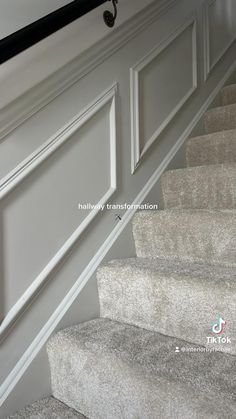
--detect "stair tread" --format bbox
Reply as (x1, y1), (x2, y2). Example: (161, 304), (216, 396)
(161, 163), (236, 209)
(100, 257), (236, 281)
(205, 103), (236, 116)
(5, 397), (86, 419)
(222, 83), (236, 89)
(47, 319), (236, 419)
(163, 162), (236, 175)
(186, 129), (236, 167)
(163, 162), (236, 178)
(188, 128), (236, 143)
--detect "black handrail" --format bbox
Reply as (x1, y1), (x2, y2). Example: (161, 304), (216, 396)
(0, 0), (110, 65)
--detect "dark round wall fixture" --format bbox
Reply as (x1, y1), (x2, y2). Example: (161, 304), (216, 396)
(103, 0), (119, 28)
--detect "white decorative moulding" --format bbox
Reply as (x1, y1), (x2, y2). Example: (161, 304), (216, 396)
(203, 0), (236, 79)
(130, 18), (197, 173)
(0, 84), (117, 339)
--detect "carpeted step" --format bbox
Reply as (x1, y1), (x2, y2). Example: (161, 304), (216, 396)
(221, 84), (236, 106)
(186, 129), (236, 167)
(204, 103), (236, 133)
(5, 397), (86, 418)
(132, 209), (236, 266)
(47, 318), (236, 419)
(161, 163), (236, 209)
(97, 258), (236, 354)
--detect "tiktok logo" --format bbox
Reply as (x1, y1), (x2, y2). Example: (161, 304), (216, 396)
(206, 317), (231, 347)
(211, 317), (226, 335)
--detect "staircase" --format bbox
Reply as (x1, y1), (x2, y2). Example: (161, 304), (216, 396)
(6, 83), (236, 418)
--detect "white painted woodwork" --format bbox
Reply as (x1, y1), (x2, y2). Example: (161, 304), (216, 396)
(0, 0), (236, 415)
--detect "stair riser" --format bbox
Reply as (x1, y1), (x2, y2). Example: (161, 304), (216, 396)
(186, 131), (236, 167)
(221, 86), (236, 106)
(204, 105), (236, 134)
(161, 165), (236, 210)
(48, 352), (220, 419)
(49, 357), (232, 419)
(132, 211), (236, 266)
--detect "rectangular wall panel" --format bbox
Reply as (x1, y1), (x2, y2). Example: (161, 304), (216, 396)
(204, 0), (236, 78)
(130, 19), (197, 172)
(0, 85), (117, 335)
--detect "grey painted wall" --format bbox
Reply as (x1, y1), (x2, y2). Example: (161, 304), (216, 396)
(0, 0), (72, 38)
(0, 0), (236, 416)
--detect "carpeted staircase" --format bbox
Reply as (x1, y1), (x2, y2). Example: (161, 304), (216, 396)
(6, 82), (236, 418)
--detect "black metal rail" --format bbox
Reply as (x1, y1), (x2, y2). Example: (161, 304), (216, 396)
(0, 0), (110, 64)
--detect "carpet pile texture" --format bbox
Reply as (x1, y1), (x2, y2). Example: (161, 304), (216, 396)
(7, 82), (236, 419)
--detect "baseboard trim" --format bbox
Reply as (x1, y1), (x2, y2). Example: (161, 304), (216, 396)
(1, 57), (236, 407)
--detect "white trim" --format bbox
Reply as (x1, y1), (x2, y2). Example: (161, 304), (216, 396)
(0, 0), (177, 142)
(203, 0), (236, 80)
(130, 17), (197, 173)
(1, 58), (236, 407)
(0, 84), (117, 338)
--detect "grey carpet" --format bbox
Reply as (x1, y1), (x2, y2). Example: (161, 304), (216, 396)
(204, 103), (236, 133)
(132, 209), (236, 266)
(186, 129), (236, 167)
(5, 397), (86, 419)
(9, 79), (236, 418)
(97, 257), (236, 354)
(221, 84), (236, 106)
(161, 163), (236, 209)
(47, 318), (236, 419)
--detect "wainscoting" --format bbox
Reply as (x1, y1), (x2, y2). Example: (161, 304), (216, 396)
(0, 84), (117, 337)
(0, 0), (236, 415)
(130, 17), (197, 172)
(203, 0), (236, 79)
